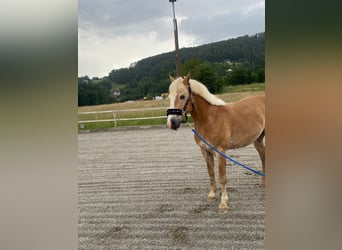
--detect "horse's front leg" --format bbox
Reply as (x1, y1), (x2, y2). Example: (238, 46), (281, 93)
(217, 153), (228, 214)
(200, 148), (217, 201)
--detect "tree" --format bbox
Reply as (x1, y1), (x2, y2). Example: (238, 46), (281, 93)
(180, 59), (222, 93)
(195, 63), (222, 93)
(79, 32), (265, 105)
(180, 58), (201, 77)
(99, 78), (112, 89)
(78, 80), (116, 106)
(226, 67), (247, 85)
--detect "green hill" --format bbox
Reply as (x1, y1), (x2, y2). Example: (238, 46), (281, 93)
(78, 32), (264, 106)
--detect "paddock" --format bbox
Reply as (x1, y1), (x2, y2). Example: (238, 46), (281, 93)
(78, 126), (265, 249)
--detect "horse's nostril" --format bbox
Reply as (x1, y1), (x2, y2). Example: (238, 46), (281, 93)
(170, 118), (180, 130)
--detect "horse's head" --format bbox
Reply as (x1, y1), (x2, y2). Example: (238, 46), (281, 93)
(166, 73), (192, 130)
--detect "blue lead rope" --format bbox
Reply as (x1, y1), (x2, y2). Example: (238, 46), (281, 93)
(191, 128), (265, 177)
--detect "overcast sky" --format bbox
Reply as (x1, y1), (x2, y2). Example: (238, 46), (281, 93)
(78, 0), (264, 78)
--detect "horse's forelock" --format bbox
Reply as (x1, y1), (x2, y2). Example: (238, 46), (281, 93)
(169, 77), (186, 93)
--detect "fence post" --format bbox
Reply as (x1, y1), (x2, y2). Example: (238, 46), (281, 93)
(113, 111), (117, 128)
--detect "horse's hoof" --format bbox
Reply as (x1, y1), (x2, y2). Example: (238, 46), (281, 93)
(207, 196), (216, 202)
(218, 208), (228, 215)
(218, 206), (229, 215)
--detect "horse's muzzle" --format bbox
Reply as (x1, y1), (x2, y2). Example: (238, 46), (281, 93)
(170, 117), (181, 130)
(167, 108), (182, 130)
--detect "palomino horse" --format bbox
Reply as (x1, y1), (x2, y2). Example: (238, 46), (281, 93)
(166, 73), (265, 214)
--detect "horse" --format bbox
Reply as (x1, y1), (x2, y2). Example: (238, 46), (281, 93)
(166, 73), (265, 214)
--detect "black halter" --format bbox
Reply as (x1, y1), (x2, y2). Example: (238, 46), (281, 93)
(166, 84), (193, 122)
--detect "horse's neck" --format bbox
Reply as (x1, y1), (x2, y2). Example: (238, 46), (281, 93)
(190, 95), (215, 126)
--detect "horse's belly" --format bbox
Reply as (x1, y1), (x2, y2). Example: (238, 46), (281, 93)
(227, 134), (259, 149)
(227, 140), (250, 149)
(226, 121), (264, 149)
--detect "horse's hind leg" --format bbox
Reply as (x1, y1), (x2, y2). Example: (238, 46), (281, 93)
(254, 130), (265, 187)
(200, 148), (217, 201)
(217, 153), (228, 214)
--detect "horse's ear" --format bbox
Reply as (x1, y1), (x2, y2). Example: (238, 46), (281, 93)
(169, 75), (175, 82)
(183, 72), (191, 85)
(183, 72), (191, 86)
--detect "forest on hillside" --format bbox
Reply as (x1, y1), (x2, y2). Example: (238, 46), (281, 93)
(78, 32), (264, 106)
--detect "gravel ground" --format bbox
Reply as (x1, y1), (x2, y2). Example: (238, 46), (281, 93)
(78, 126), (265, 249)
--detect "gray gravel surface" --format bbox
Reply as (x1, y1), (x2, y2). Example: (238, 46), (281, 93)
(78, 126), (265, 249)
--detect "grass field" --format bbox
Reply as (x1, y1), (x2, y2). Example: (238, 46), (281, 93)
(78, 83), (265, 131)
(221, 82), (265, 93)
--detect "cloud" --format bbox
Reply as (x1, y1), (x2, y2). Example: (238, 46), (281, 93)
(78, 0), (265, 77)
(177, 0), (264, 45)
(79, 0), (171, 38)
(78, 27), (175, 77)
(78, 0), (178, 77)
(180, 6), (264, 45)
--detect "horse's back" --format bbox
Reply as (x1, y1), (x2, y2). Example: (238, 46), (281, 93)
(223, 95), (265, 148)
(229, 95), (265, 117)
(236, 94), (264, 106)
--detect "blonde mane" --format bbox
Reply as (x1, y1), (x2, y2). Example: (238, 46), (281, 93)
(169, 77), (225, 106)
(189, 79), (225, 106)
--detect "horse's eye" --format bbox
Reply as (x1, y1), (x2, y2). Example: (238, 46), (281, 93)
(180, 95), (185, 100)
